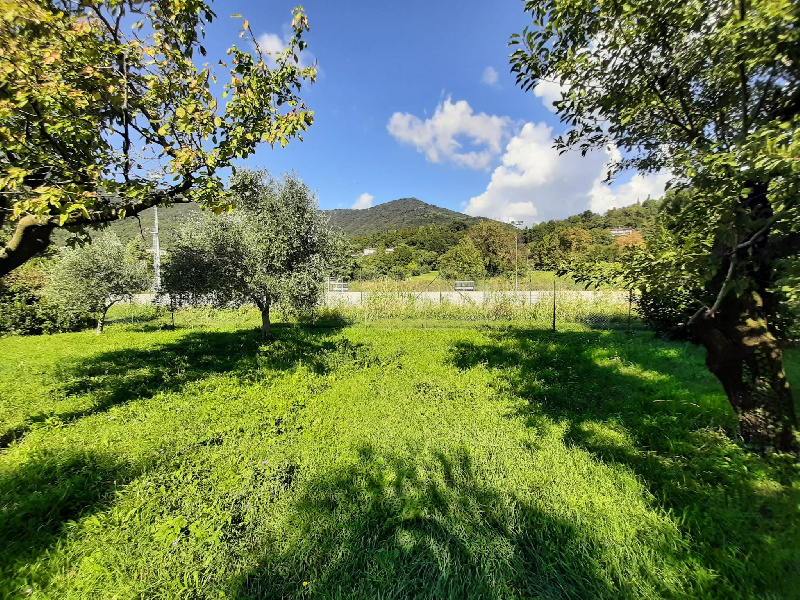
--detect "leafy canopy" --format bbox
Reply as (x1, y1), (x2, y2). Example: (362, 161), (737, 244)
(438, 237), (486, 280)
(162, 170), (340, 320)
(511, 0), (800, 318)
(0, 0), (315, 275)
(43, 232), (150, 328)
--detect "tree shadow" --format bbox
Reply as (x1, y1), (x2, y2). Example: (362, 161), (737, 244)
(447, 329), (800, 598)
(0, 449), (138, 593)
(1, 324), (351, 449)
(229, 444), (666, 599)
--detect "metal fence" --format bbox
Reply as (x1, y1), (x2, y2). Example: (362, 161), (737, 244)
(131, 276), (641, 331)
(319, 276), (639, 331)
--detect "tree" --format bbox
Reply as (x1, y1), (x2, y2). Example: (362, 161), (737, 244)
(613, 230), (645, 251)
(0, 0), (315, 276)
(43, 233), (150, 333)
(511, 0), (799, 448)
(161, 170), (340, 339)
(467, 221), (517, 275)
(438, 237), (487, 280)
(532, 226), (594, 271)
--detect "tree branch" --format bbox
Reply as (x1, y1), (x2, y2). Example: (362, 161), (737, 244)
(0, 175), (195, 277)
(0, 215), (57, 277)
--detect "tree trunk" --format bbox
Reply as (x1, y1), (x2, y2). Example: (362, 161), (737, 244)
(691, 291), (797, 450)
(690, 179), (797, 450)
(96, 308), (108, 335)
(260, 304), (272, 340)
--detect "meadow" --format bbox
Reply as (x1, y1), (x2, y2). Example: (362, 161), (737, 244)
(344, 271), (595, 293)
(0, 307), (798, 599)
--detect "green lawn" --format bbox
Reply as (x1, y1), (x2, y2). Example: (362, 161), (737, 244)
(1, 310), (798, 599)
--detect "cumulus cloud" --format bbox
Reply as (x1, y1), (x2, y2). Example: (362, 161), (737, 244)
(464, 125), (670, 226)
(351, 193), (374, 210)
(256, 29), (314, 69)
(387, 97), (514, 170)
(482, 66), (499, 86)
(533, 79), (570, 113)
(589, 170), (671, 214)
(465, 123), (606, 225)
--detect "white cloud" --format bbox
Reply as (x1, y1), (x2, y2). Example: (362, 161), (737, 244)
(464, 124), (669, 226)
(387, 97), (514, 170)
(533, 79), (569, 113)
(351, 193), (374, 210)
(256, 30), (314, 69)
(589, 170), (671, 214)
(482, 66), (499, 86)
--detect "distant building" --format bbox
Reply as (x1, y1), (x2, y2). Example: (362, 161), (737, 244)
(360, 247), (395, 256)
(610, 227), (635, 237)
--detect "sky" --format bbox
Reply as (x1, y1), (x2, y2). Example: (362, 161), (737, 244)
(201, 0), (670, 226)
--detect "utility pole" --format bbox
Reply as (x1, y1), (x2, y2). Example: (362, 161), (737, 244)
(152, 206), (161, 291)
(510, 220), (523, 293)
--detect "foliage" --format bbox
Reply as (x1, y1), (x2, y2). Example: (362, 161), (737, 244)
(0, 0), (315, 275)
(328, 197), (483, 237)
(0, 259), (92, 335)
(42, 233), (150, 333)
(467, 221), (520, 276)
(531, 226), (593, 271)
(0, 315), (798, 597)
(438, 236), (487, 280)
(522, 200), (660, 245)
(511, 0), (799, 320)
(161, 170), (340, 336)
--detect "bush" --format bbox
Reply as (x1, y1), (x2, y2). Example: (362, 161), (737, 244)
(635, 288), (697, 340)
(0, 264), (93, 336)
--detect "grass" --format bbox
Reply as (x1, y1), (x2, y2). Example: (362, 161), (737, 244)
(0, 307), (798, 599)
(319, 288), (635, 329)
(346, 271), (594, 292)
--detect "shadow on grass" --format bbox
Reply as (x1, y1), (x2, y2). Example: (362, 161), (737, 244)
(232, 445), (632, 600)
(0, 324), (364, 593)
(1, 324), (349, 449)
(0, 449), (137, 593)
(448, 329), (800, 598)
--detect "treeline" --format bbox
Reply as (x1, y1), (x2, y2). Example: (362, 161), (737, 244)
(523, 199), (660, 270)
(349, 220), (521, 281)
(345, 199), (662, 280)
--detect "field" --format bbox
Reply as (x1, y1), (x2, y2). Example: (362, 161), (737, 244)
(1, 308), (798, 599)
(345, 271), (595, 292)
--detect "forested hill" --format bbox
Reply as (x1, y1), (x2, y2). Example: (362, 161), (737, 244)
(324, 197), (484, 236)
(68, 197), (480, 247)
(522, 198), (662, 243)
(55, 202), (201, 249)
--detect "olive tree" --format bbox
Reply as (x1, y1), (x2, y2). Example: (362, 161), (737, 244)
(0, 0), (315, 276)
(511, 0), (799, 449)
(43, 233), (150, 334)
(162, 170), (340, 339)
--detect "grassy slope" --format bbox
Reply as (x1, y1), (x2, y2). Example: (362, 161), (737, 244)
(1, 311), (798, 599)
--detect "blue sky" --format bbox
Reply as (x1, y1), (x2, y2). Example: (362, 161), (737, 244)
(203, 0), (669, 225)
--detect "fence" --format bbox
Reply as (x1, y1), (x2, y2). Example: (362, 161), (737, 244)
(131, 276), (641, 331)
(319, 275), (639, 331)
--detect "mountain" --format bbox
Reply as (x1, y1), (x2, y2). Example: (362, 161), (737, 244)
(58, 197), (483, 248)
(54, 202), (201, 248)
(323, 198), (484, 236)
